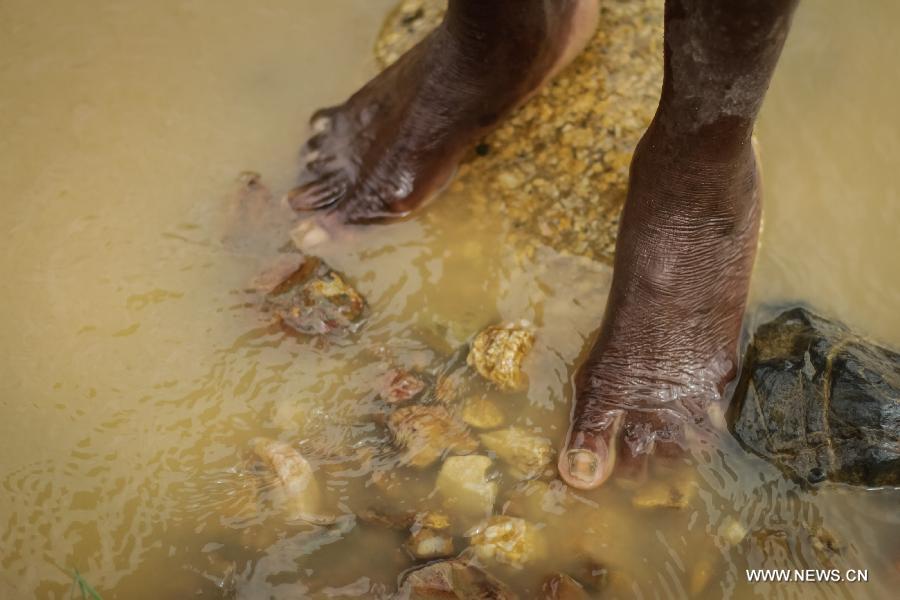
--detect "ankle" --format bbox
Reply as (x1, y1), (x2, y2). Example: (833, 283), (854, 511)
(629, 120), (760, 219)
(441, 1), (561, 74)
(644, 110), (755, 161)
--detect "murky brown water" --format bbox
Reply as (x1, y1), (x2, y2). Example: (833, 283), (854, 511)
(1, 1), (898, 598)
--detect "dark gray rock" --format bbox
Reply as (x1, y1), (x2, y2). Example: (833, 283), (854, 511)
(728, 307), (900, 487)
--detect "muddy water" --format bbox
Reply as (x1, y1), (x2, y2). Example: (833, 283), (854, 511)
(0, 0), (897, 598)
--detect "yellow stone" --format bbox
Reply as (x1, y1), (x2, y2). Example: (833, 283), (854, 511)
(461, 395), (505, 430)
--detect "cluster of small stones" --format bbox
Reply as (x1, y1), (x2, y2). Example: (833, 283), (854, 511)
(375, 0), (664, 264)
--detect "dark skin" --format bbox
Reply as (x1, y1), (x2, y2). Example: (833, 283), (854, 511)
(292, 0), (799, 489)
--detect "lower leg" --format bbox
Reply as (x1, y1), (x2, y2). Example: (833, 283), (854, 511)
(560, 0), (799, 489)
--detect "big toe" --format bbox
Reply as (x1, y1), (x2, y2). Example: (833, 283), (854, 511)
(558, 408), (624, 490)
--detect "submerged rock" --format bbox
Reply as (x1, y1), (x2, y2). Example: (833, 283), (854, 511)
(406, 527), (455, 560)
(467, 322), (535, 391)
(357, 507), (417, 530)
(728, 308), (900, 486)
(406, 511), (456, 560)
(376, 367), (428, 404)
(435, 455), (498, 516)
(504, 480), (573, 519)
(461, 395), (505, 430)
(630, 469), (696, 510)
(251, 437), (322, 521)
(394, 559), (517, 599)
(542, 574), (591, 600)
(388, 406), (479, 468)
(468, 515), (547, 569)
(809, 526), (843, 565)
(719, 516), (748, 547)
(261, 254), (365, 337)
(480, 427), (553, 480)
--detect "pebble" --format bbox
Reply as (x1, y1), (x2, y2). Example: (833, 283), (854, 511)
(468, 515), (547, 569)
(387, 405), (479, 468)
(631, 470), (696, 510)
(406, 528), (455, 560)
(435, 455), (498, 516)
(479, 427), (553, 480)
(251, 437), (322, 521)
(461, 395), (505, 430)
(467, 321), (535, 392)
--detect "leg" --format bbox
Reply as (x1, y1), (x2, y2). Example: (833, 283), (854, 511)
(559, 0), (799, 489)
(289, 0), (598, 223)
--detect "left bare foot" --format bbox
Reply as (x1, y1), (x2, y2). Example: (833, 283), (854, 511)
(287, 0), (599, 225)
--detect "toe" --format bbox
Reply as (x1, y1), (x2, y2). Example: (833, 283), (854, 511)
(285, 173), (349, 212)
(309, 106), (340, 132)
(559, 408), (624, 490)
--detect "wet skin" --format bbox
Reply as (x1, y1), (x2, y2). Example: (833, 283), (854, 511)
(292, 0), (799, 489)
(288, 0), (598, 223)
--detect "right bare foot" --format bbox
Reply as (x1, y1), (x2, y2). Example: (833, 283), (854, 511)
(287, 0), (598, 225)
(556, 0), (799, 490)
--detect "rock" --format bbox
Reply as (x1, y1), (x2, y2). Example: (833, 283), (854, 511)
(251, 437), (322, 521)
(368, 467), (421, 501)
(357, 507), (416, 530)
(394, 559), (517, 599)
(571, 559), (610, 592)
(435, 455), (498, 516)
(542, 574), (590, 600)
(406, 528), (455, 560)
(719, 516), (748, 547)
(203, 553), (238, 596)
(434, 367), (469, 405)
(468, 516), (547, 569)
(630, 469), (696, 510)
(416, 314), (487, 357)
(809, 526), (842, 564)
(388, 406), (479, 468)
(480, 427), (553, 480)
(728, 307), (900, 486)
(357, 507), (451, 532)
(376, 367), (428, 404)
(504, 480), (573, 519)
(416, 511), (452, 531)
(262, 254), (366, 337)
(461, 395), (505, 430)
(467, 322), (535, 391)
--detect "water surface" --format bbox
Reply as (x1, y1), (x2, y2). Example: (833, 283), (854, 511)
(1, 1), (898, 598)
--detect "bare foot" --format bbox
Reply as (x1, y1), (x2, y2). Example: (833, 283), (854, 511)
(559, 124), (762, 489)
(287, 0), (598, 224)
(558, 0), (798, 490)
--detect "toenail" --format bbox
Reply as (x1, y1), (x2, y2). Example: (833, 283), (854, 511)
(312, 117), (330, 133)
(567, 450), (599, 484)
